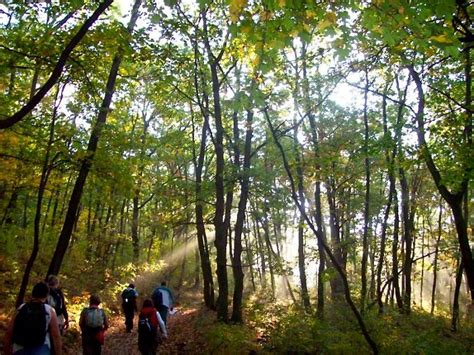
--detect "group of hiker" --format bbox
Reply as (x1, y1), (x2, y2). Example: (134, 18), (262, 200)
(3, 277), (174, 355)
(121, 281), (174, 355)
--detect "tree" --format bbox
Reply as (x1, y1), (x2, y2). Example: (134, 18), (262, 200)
(47, 0), (143, 276)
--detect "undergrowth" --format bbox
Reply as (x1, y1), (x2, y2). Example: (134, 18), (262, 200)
(245, 292), (474, 354)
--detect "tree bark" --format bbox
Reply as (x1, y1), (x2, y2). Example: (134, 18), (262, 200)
(191, 35), (216, 310)
(231, 103), (254, 322)
(326, 171), (345, 296)
(16, 84), (61, 307)
(399, 166), (413, 314)
(451, 259), (463, 332)
(376, 88), (395, 314)
(361, 69), (371, 312)
(202, 10), (228, 321)
(430, 200), (443, 314)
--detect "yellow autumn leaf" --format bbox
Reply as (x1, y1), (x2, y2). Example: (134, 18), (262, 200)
(229, 0), (247, 23)
(241, 25), (252, 34)
(317, 19), (332, 31)
(278, 0), (286, 7)
(230, 12), (239, 22)
(430, 34), (453, 44)
(305, 10), (316, 19)
(326, 11), (337, 24)
(251, 55), (261, 67)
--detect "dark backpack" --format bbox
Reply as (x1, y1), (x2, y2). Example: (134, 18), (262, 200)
(138, 314), (156, 342)
(122, 288), (136, 305)
(151, 288), (163, 308)
(12, 302), (48, 347)
(48, 288), (63, 316)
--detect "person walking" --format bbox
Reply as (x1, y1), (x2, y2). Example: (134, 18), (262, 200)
(46, 275), (69, 335)
(79, 294), (108, 355)
(3, 281), (62, 355)
(137, 299), (167, 355)
(151, 281), (174, 325)
(121, 283), (138, 333)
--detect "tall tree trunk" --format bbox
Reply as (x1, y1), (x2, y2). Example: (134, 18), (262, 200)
(326, 172), (345, 296)
(243, 220), (256, 292)
(399, 167), (413, 314)
(251, 204), (266, 287)
(291, 118), (310, 309)
(290, 48), (311, 310)
(392, 192), (403, 310)
(47, 0), (143, 276)
(431, 199), (443, 314)
(224, 105), (241, 265)
(377, 183), (394, 314)
(231, 106), (254, 322)
(262, 205), (276, 297)
(361, 69), (371, 312)
(190, 47), (216, 309)
(202, 10), (228, 320)
(451, 259), (463, 332)
(420, 217), (425, 308)
(377, 90), (395, 314)
(16, 84), (62, 307)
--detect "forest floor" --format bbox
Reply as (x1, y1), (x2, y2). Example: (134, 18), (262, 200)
(74, 307), (209, 354)
(62, 290), (222, 354)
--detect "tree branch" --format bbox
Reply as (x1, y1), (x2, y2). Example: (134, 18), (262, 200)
(0, 0), (113, 130)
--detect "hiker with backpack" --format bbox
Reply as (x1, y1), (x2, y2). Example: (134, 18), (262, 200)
(3, 281), (62, 355)
(121, 283), (138, 333)
(151, 281), (174, 326)
(46, 275), (69, 335)
(138, 299), (167, 355)
(79, 294), (108, 355)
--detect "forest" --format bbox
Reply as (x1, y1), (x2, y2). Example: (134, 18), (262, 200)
(0, 0), (473, 353)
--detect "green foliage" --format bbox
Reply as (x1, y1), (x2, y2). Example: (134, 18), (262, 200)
(206, 322), (258, 354)
(246, 299), (474, 354)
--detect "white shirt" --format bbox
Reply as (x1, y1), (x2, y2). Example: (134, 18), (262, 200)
(156, 311), (168, 337)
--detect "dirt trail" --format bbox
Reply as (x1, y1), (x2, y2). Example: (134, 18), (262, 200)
(67, 307), (208, 354)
